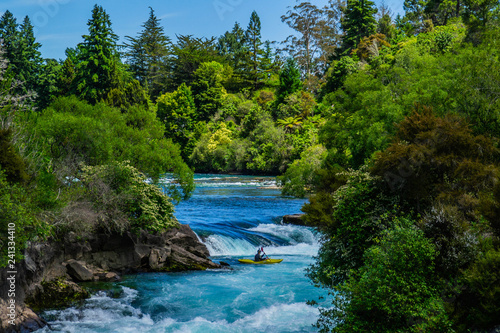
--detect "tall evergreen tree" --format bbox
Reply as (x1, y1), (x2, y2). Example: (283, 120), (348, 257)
(245, 11), (265, 89)
(217, 22), (247, 85)
(17, 16), (42, 93)
(341, 0), (378, 55)
(0, 12), (42, 96)
(74, 5), (119, 104)
(0, 11), (19, 67)
(125, 7), (171, 100)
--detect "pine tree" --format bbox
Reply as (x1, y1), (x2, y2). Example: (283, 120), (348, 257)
(0, 11), (18, 66)
(245, 11), (265, 89)
(217, 22), (247, 82)
(0, 12), (42, 96)
(341, 0), (378, 55)
(74, 5), (119, 104)
(17, 16), (42, 93)
(125, 7), (171, 100)
(276, 58), (302, 107)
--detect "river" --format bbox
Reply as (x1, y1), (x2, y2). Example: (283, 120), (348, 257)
(35, 174), (328, 333)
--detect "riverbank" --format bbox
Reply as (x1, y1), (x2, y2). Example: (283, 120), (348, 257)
(0, 224), (219, 333)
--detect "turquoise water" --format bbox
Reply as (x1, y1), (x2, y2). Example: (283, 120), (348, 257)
(36, 175), (328, 332)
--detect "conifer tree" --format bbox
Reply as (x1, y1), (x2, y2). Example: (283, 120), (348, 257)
(217, 22), (247, 87)
(74, 5), (119, 104)
(341, 0), (378, 55)
(275, 58), (302, 107)
(245, 11), (265, 89)
(18, 16), (42, 93)
(0, 12), (42, 96)
(125, 7), (171, 100)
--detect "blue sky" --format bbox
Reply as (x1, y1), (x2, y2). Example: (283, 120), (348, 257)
(1, 0), (404, 60)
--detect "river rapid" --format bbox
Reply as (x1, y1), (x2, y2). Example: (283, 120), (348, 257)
(35, 174), (329, 333)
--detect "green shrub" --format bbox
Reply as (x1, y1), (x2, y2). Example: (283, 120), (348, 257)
(80, 161), (178, 234)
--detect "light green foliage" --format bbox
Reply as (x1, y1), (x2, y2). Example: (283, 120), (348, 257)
(0, 169), (48, 268)
(321, 56), (357, 96)
(278, 144), (327, 197)
(189, 122), (236, 173)
(35, 96), (194, 201)
(323, 224), (452, 333)
(80, 161), (178, 234)
(156, 83), (197, 159)
(246, 117), (293, 173)
(275, 90), (317, 120)
(191, 61), (230, 121)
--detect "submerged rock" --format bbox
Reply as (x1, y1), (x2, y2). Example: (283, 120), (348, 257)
(282, 214), (306, 226)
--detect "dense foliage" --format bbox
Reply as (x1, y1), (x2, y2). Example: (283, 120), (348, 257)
(1, 0), (500, 330)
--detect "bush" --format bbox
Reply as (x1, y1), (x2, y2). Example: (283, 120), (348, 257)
(79, 161), (178, 234)
(0, 169), (48, 267)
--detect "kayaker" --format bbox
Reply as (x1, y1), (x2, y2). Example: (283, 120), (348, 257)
(254, 249), (265, 261)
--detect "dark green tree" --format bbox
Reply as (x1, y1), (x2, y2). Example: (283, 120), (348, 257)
(125, 7), (171, 100)
(341, 0), (378, 55)
(244, 11), (265, 89)
(171, 35), (222, 88)
(217, 22), (248, 90)
(74, 5), (120, 104)
(17, 16), (42, 92)
(0, 12), (42, 96)
(37, 59), (61, 109)
(275, 58), (302, 107)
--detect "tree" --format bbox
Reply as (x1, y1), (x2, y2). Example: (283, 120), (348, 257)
(125, 7), (171, 100)
(74, 5), (120, 104)
(244, 11), (265, 89)
(217, 22), (248, 89)
(156, 83), (197, 159)
(171, 35), (222, 88)
(281, 0), (342, 77)
(37, 58), (61, 109)
(341, 0), (378, 55)
(0, 12), (42, 96)
(275, 58), (302, 107)
(191, 61), (230, 121)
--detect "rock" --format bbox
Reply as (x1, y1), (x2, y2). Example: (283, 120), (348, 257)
(0, 223), (219, 331)
(219, 261), (230, 267)
(282, 214), (306, 226)
(65, 260), (93, 282)
(25, 278), (89, 311)
(0, 299), (46, 333)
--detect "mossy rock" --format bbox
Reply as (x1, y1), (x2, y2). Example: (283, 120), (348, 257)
(26, 278), (90, 311)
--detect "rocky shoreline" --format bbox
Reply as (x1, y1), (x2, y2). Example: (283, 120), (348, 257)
(0, 224), (219, 333)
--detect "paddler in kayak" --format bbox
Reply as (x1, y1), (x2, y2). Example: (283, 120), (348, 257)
(254, 248), (267, 261)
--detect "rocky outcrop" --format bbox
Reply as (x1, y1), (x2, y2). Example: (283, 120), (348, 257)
(0, 224), (219, 333)
(282, 214), (306, 226)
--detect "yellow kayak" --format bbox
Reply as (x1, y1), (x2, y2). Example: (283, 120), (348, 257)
(238, 259), (283, 264)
